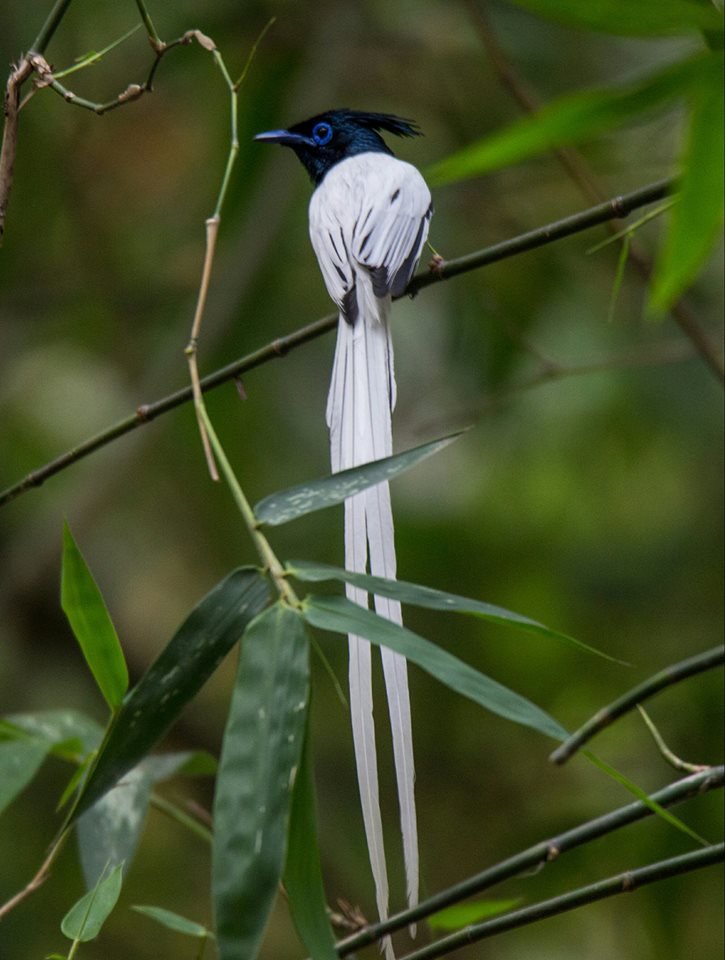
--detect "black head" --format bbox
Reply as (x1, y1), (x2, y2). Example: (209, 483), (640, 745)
(254, 108), (422, 185)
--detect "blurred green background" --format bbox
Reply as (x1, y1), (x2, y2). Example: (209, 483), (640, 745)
(0, 1), (722, 958)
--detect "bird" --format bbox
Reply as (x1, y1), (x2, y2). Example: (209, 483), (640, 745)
(254, 109), (433, 950)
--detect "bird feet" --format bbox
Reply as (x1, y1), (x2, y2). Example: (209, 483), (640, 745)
(428, 252), (445, 274)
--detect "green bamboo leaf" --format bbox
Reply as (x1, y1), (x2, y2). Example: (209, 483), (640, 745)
(284, 709), (337, 960)
(507, 0), (721, 36)
(61, 862), (124, 942)
(69, 568), (270, 822)
(288, 561), (619, 662)
(61, 522), (129, 710)
(428, 54), (711, 185)
(254, 432), (463, 526)
(213, 604), (310, 960)
(303, 596), (568, 741)
(0, 739), (50, 814)
(131, 905), (212, 939)
(4, 710), (103, 756)
(429, 898), (522, 931)
(53, 23), (143, 79)
(176, 750), (217, 776)
(583, 751), (710, 847)
(58, 753), (95, 811)
(77, 752), (202, 888)
(651, 55), (725, 308)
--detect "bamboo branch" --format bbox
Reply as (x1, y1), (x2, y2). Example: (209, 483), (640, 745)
(335, 766), (723, 955)
(550, 646), (725, 765)
(398, 843), (724, 959)
(408, 179), (672, 294)
(29, 0), (76, 55)
(0, 179), (681, 509)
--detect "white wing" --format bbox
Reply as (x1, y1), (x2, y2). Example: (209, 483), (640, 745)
(310, 153), (432, 321)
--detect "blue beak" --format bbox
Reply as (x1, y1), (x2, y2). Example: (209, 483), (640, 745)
(253, 129), (314, 147)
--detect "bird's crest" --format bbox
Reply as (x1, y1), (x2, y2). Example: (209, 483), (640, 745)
(315, 109), (422, 139)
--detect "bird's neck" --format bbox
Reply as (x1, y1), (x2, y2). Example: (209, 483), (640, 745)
(301, 135), (394, 186)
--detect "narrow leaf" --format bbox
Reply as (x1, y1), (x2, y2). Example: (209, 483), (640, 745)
(303, 596), (568, 741)
(213, 604), (310, 960)
(606, 233), (631, 324)
(0, 739), (50, 814)
(176, 750), (218, 776)
(4, 710), (104, 755)
(54, 23), (143, 79)
(429, 898), (522, 931)
(131, 905), (212, 939)
(61, 522), (128, 710)
(69, 568), (270, 822)
(288, 561), (619, 662)
(61, 862), (124, 942)
(254, 432), (463, 526)
(77, 752), (199, 889)
(508, 0), (721, 36)
(651, 55), (725, 308)
(284, 709), (338, 960)
(428, 54), (711, 185)
(584, 751), (710, 847)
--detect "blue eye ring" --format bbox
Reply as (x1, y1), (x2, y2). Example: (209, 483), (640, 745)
(312, 122), (333, 146)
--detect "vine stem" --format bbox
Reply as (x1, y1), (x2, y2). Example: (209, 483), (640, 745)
(195, 404), (299, 607)
(0, 828), (69, 920)
(186, 215), (222, 481)
(150, 792), (213, 845)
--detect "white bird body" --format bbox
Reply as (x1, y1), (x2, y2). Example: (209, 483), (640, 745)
(255, 112), (432, 953)
(310, 152), (432, 946)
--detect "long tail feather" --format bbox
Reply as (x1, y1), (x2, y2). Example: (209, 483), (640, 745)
(327, 294), (418, 952)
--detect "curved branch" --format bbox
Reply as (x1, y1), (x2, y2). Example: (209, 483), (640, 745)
(0, 179), (677, 509)
(551, 646), (725, 765)
(398, 843), (724, 960)
(335, 766), (723, 955)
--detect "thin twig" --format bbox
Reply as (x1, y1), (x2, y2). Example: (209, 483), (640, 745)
(335, 766), (723, 955)
(150, 792), (213, 845)
(550, 646), (725, 765)
(466, 0), (724, 384)
(0, 828), (69, 920)
(182, 35), (238, 479)
(637, 706), (711, 775)
(0, 179), (690, 510)
(186, 216), (222, 480)
(196, 404), (299, 607)
(1, 9), (204, 236)
(397, 844), (724, 960)
(475, 339), (694, 414)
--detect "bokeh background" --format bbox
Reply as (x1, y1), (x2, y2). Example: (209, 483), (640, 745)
(0, 1), (722, 958)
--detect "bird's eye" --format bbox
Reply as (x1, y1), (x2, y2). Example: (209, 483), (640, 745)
(312, 122), (333, 146)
